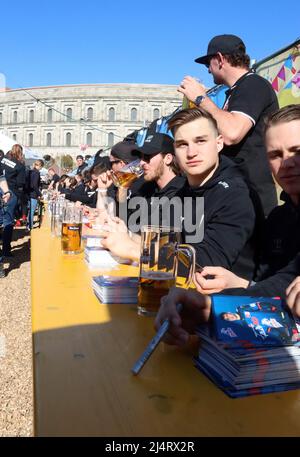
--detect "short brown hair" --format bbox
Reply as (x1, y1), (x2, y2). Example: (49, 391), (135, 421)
(161, 153), (181, 176)
(223, 51), (250, 69)
(168, 107), (219, 136)
(264, 104), (300, 134)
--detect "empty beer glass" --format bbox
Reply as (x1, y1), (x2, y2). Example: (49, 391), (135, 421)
(111, 159), (143, 188)
(138, 226), (196, 316)
(61, 204), (82, 254)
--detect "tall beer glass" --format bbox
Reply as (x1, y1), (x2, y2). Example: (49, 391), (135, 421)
(138, 226), (195, 316)
(111, 159), (143, 188)
(61, 204), (82, 254)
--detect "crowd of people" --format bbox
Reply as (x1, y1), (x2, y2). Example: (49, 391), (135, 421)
(1, 34), (299, 338)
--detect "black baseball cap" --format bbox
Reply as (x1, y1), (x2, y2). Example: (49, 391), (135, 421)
(195, 34), (246, 65)
(110, 141), (141, 163)
(136, 133), (174, 156)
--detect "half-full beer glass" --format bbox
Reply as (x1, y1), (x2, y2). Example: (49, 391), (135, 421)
(61, 204), (82, 254)
(111, 159), (143, 188)
(138, 226), (196, 316)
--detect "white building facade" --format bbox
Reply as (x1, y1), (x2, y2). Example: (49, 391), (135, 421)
(0, 84), (182, 158)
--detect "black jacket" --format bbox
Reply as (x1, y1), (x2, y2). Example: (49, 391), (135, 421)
(28, 169), (41, 199)
(223, 253), (300, 298)
(255, 192), (300, 281)
(1, 155), (26, 197)
(176, 156), (259, 279)
(126, 175), (185, 229)
(64, 185), (97, 207)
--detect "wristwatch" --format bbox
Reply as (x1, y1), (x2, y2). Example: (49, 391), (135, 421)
(194, 95), (206, 106)
(3, 191), (11, 196)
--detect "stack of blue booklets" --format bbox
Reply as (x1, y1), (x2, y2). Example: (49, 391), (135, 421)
(195, 295), (300, 398)
(92, 275), (139, 304)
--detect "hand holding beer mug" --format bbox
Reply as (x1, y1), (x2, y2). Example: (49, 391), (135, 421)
(61, 204), (83, 255)
(138, 226), (196, 316)
(111, 159), (143, 188)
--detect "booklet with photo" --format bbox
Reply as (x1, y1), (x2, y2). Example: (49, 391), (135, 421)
(211, 295), (300, 349)
(194, 295), (300, 398)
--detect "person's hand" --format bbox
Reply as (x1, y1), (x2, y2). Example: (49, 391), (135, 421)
(75, 201), (83, 208)
(97, 171), (113, 189)
(104, 216), (128, 233)
(177, 76), (207, 103)
(101, 225), (139, 262)
(154, 287), (212, 346)
(194, 266), (249, 294)
(286, 276), (300, 318)
(2, 192), (11, 204)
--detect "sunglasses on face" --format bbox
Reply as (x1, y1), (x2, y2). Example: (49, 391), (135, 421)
(110, 159), (122, 165)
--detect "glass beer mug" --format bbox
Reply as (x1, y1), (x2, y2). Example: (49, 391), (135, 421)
(111, 159), (143, 188)
(61, 204), (83, 254)
(138, 226), (196, 316)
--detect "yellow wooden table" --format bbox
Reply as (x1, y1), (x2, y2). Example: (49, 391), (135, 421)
(32, 222), (300, 437)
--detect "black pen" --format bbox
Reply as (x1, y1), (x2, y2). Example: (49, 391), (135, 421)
(131, 303), (183, 376)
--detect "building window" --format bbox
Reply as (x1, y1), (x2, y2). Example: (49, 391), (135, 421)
(87, 107), (93, 121)
(29, 109), (34, 123)
(153, 108), (160, 120)
(46, 132), (52, 147)
(47, 109), (53, 123)
(131, 108), (137, 122)
(66, 108), (72, 121)
(0, 112), (2, 125)
(13, 111), (18, 124)
(12, 134), (17, 141)
(108, 132), (114, 147)
(86, 132), (92, 146)
(29, 133), (33, 147)
(66, 132), (72, 146)
(108, 107), (115, 122)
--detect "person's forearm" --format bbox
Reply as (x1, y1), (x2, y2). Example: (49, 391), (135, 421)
(199, 97), (244, 145)
(0, 178), (9, 194)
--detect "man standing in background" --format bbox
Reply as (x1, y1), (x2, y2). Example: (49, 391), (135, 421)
(179, 34), (279, 217)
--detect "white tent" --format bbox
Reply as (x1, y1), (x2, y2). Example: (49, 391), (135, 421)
(0, 131), (43, 160)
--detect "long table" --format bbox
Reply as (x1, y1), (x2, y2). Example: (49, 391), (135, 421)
(32, 221), (300, 437)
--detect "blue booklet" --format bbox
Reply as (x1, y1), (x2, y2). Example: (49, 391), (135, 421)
(195, 295), (300, 398)
(92, 275), (139, 304)
(212, 295), (300, 348)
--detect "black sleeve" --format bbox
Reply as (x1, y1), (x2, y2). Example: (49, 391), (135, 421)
(186, 184), (256, 269)
(228, 74), (274, 124)
(16, 164), (26, 189)
(0, 163), (5, 180)
(222, 254), (300, 298)
(30, 170), (41, 196)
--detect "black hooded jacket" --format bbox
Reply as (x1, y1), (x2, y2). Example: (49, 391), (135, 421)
(255, 192), (300, 281)
(176, 156), (261, 279)
(1, 155), (26, 197)
(223, 253), (300, 298)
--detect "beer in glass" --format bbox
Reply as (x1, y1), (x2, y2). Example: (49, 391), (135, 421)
(111, 159), (143, 188)
(138, 226), (195, 316)
(61, 204), (82, 254)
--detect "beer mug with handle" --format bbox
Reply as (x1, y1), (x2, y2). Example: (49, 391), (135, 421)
(61, 204), (83, 254)
(111, 159), (143, 188)
(138, 226), (196, 316)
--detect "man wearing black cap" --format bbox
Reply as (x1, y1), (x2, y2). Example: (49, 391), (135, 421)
(178, 34), (278, 217)
(134, 133), (184, 220)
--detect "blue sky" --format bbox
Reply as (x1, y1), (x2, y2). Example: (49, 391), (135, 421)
(1, 0), (300, 90)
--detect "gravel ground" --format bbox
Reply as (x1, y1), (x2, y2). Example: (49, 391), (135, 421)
(0, 227), (33, 436)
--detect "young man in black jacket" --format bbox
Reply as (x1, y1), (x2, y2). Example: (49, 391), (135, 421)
(101, 109), (260, 280)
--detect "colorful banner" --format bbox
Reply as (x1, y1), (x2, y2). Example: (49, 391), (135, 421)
(254, 39), (300, 107)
